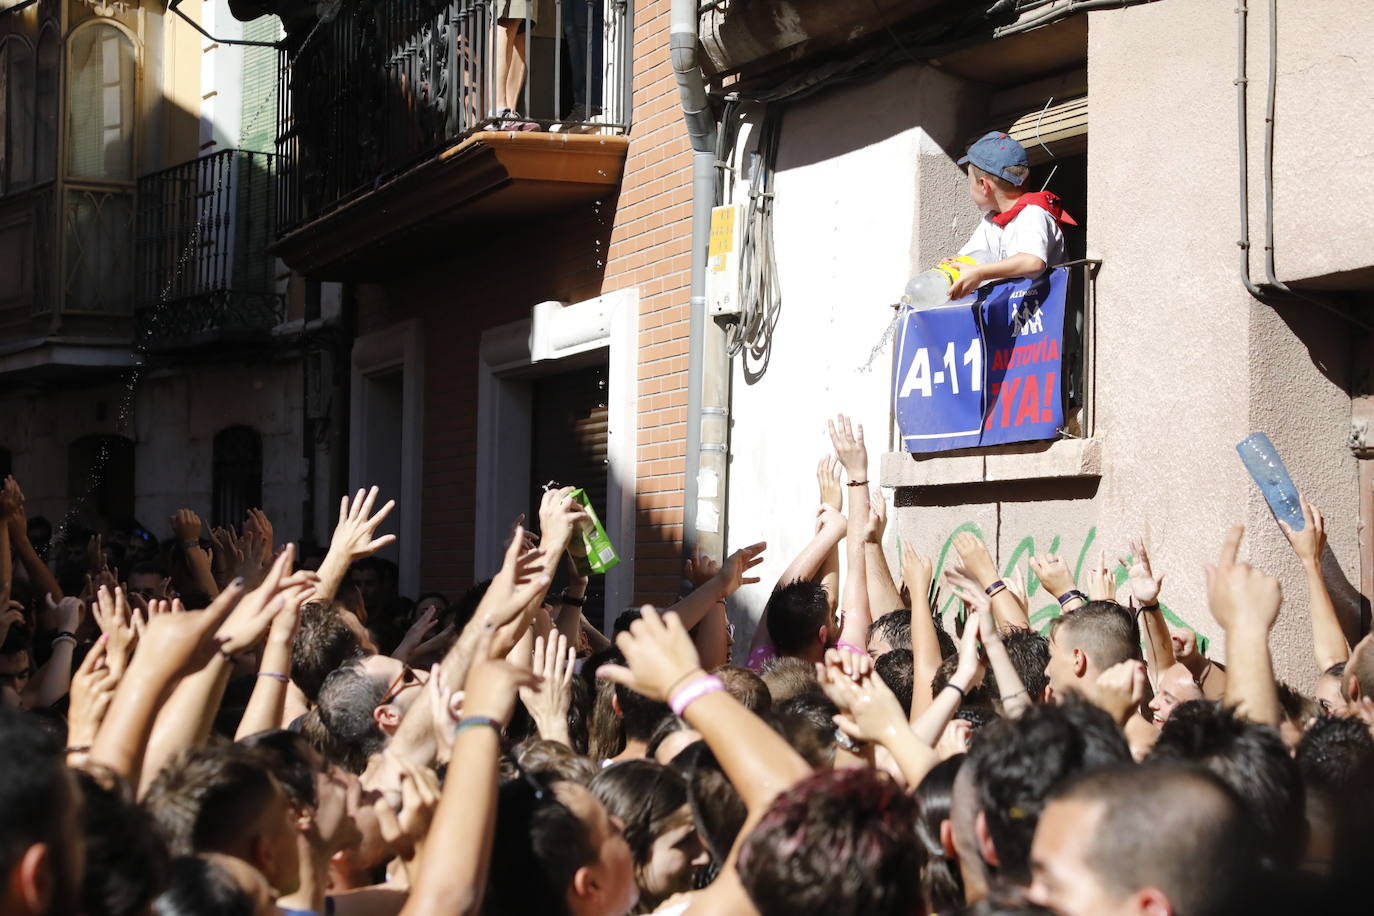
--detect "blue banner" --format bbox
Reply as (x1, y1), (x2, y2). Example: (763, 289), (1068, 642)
(893, 268), (1068, 454)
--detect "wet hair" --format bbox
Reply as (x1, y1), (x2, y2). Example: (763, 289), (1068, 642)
(77, 767), (172, 916)
(509, 739), (599, 786)
(237, 730), (319, 810)
(314, 655), (388, 774)
(999, 626), (1050, 703)
(738, 767), (923, 916)
(0, 708), (77, 893)
(679, 741), (745, 876)
(758, 655), (819, 704)
(591, 759), (688, 867)
(1147, 700), (1305, 868)
(486, 776), (598, 916)
(291, 600), (363, 702)
(876, 649), (915, 717)
(587, 663), (627, 761)
(1048, 600), (1140, 671)
(714, 664), (771, 714)
(1296, 715), (1374, 895)
(933, 654), (998, 709)
(153, 856), (256, 916)
(914, 754), (965, 914)
(966, 697), (1130, 886)
(1050, 763), (1261, 915)
(768, 691), (838, 768)
(764, 580), (832, 655)
(143, 742), (282, 858)
(867, 610), (911, 655)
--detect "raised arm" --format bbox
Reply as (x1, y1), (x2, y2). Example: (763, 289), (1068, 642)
(817, 456), (843, 614)
(912, 621), (982, 742)
(954, 532), (1030, 630)
(1208, 526), (1282, 727)
(170, 509), (220, 599)
(1280, 495), (1349, 671)
(1029, 553), (1085, 614)
(830, 414), (873, 648)
(817, 648), (939, 787)
(902, 543), (941, 716)
(402, 628), (539, 916)
(1121, 538), (1174, 681)
(752, 509), (845, 654)
(25, 595), (83, 709)
(314, 487), (398, 605)
(944, 571), (1032, 718)
(4, 476), (62, 601)
(863, 491), (904, 620)
(235, 586), (306, 740)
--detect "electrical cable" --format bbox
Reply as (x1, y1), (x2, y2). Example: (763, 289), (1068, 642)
(728, 105), (782, 360)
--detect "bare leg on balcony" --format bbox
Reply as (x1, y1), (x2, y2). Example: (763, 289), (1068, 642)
(494, 8), (532, 124)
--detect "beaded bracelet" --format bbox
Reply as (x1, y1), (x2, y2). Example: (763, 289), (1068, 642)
(455, 716), (501, 737)
(670, 675), (726, 717)
(845, 480), (869, 487)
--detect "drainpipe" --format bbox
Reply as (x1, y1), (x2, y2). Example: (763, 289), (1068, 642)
(672, 0), (729, 564)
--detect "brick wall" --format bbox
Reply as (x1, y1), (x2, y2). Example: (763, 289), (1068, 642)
(601, 0), (694, 605)
(355, 0), (694, 605)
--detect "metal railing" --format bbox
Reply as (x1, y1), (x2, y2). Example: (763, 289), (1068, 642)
(276, 0), (633, 234)
(134, 149), (284, 347)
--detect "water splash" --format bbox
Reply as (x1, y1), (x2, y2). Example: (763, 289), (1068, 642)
(857, 307), (903, 374)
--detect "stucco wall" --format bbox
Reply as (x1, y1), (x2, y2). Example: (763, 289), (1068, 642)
(0, 360), (305, 546)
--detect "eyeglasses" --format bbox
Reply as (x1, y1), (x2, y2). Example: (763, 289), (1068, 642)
(379, 663), (428, 707)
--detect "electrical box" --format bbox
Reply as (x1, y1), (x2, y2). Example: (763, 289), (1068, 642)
(706, 204), (743, 317)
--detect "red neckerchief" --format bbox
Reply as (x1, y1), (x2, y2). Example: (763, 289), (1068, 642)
(991, 191), (1078, 228)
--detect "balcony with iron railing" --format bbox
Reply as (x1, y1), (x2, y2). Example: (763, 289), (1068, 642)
(134, 149), (285, 352)
(271, 0), (633, 279)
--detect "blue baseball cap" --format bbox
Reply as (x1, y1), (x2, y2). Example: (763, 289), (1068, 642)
(957, 131), (1029, 186)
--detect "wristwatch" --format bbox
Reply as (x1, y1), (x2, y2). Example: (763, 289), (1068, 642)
(833, 727), (867, 753)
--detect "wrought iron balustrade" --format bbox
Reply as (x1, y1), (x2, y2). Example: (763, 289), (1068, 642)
(134, 149), (284, 348)
(276, 0), (633, 234)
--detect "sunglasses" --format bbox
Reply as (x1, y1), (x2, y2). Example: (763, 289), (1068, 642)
(380, 664), (428, 706)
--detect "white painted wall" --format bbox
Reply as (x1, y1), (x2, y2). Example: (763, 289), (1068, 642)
(722, 65), (984, 645)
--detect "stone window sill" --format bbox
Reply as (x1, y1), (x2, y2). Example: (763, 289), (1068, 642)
(879, 438), (1103, 489)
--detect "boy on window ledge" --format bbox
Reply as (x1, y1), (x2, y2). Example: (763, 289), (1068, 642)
(944, 131), (1077, 300)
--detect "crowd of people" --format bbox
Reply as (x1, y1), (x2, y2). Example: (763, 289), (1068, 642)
(1, 413), (1372, 916)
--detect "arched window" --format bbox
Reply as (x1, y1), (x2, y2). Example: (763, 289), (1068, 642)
(66, 23), (136, 182)
(68, 434), (136, 528)
(0, 37), (35, 194)
(212, 426), (262, 528)
(35, 26), (58, 185)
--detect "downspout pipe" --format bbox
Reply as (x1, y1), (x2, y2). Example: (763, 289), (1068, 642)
(1234, 0), (1371, 330)
(672, 0), (723, 563)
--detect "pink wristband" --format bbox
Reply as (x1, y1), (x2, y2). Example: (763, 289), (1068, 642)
(670, 675), (725, 717)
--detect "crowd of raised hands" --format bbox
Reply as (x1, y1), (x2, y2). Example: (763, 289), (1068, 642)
(1, 413), (1372, 916)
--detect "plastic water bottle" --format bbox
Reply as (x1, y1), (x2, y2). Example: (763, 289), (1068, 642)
(900, 250), (990, 310)
(1236, 432), (1305, 531)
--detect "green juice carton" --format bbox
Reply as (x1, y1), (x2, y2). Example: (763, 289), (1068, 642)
(569, 487), (620, 575)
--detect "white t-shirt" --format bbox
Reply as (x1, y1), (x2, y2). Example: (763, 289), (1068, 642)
(959, 204), (1065, 269)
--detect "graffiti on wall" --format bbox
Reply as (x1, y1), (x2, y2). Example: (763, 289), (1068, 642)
(923, 522), (1207, 650)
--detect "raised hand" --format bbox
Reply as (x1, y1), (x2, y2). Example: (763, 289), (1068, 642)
(817, 653), (908, 745)
(536, 486), (590, 554)
(1170, 626), (1199, 664)
(518, 632), (577, 745)
(135, 582), (248, 678)
(331, 486), (398, 561)
(714, 541), (767, 597)
(1083, 550), (1115, 602)
(1029, 553), (1076, 599)
(67, 640), (121, 754)
(864, 489), (887, 544)
(900, 543), (933, 605)
(945, 565), (992, 616)
(952, 532), (998, 586)
(45, 593), (84, 634)
(1206, 526), (1281, 634)
(462, 633), (542, 727)
(169, 508), (203, 545)
(216, 545), (317, 655)
(1, 476), (25, 536)
(1005, 565), (1030, 621)
(597, 606), (702, 704)
(392, 604), (441, 663)
(372, 753), (442, 862)
(823, 645), (874, 682)
(471, 524), (549, 658)
(0, 603), (25, 646)
(1094, 659), (1148, 725)
(817, 455), (843, 512)
(685, 546), (721, 590)
(1120, 538), (1164, 607)
(1279, 494), (1326, 565)
(244, 509), (275, 565)
(815, 504), (846, 535)
(827, 414), (868, 480)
